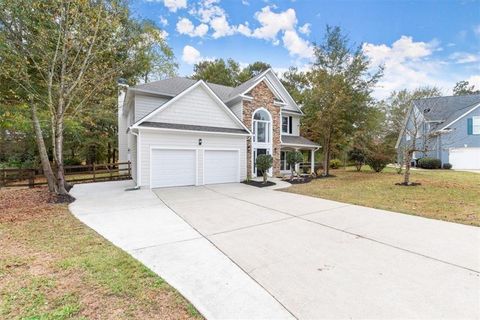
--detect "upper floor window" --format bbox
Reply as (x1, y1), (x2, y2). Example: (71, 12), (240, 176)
(282, 116), (293, 134)
(253, 109), (271, 143)
(473, 116), (480, 135)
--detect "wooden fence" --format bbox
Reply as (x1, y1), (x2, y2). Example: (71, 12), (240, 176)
(0, 162), (131, 188)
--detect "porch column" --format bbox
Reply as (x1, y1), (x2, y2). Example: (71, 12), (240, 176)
(295, 148), (300, 173)
(311, 149), (315, 174)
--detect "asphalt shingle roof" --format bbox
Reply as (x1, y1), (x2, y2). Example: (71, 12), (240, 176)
(132, 71), (275, 103)
(133, 77), (235, 102)
(281, 135), (319, 147)
(414, 94), (480, 129)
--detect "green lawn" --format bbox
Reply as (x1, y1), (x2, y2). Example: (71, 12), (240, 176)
(0, 187), (202, 320)
(284, 167), (480, 227)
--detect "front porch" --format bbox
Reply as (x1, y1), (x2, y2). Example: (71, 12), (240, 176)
(280, 135), (321, 177)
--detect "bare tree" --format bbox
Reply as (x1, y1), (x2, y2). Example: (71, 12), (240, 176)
(397, 99), (440, 185)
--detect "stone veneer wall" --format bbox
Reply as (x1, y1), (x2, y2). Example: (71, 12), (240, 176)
(242, 80), (281, 177)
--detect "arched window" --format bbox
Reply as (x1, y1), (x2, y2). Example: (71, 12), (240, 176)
(253, 109), (271, 143)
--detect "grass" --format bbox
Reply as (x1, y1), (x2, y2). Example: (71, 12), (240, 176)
(284, 167), (480, 226)
(0, 187), (202, 320)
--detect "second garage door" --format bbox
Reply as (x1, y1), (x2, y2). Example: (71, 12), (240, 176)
(151, 149), (197, 188)
(449, 148), (480, 169)
(204, 150), (239, 184)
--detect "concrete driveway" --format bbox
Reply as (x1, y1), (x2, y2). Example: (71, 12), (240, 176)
(154, 183), (480, 319)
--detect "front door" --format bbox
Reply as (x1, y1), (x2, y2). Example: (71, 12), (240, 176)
(254, 148), (268, 177)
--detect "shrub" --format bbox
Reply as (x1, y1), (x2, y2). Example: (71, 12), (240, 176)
(286, 151), (304, 177)
(366, 155), (390, 172)
(330, 159), (341, 169)
(348, 148), (366, 172)
(418, 157), (441, 169)
(256, 154), (273, 183)
(442, 163), (452, 170)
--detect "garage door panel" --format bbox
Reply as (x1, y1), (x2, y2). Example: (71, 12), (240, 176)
(151, 149), (196, 188)
(204, 150), (239, 185)
(449, 148), (480, 170)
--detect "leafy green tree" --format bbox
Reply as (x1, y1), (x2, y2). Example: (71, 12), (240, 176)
(302, 26), (383, 177)
(256, 154), (273, 184)
(192, 59), (271, 86)
(0, 0), (175, 195)
(286, 151), (304, 177)
(237, 61), (271, 83)
(453, 80), (480, 96)
(280, 67), (309, 105)
(192, 59), (240, 86)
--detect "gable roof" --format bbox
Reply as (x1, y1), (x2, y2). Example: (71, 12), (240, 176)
(395, 94), (480, 149)
(133, 77), (234, 101)
(130, 80), (250, 133)
(413, 94), (480, 129)
(131, 68), (299, 111)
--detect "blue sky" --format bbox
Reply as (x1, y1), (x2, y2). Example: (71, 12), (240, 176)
(130, 0), (480, 98)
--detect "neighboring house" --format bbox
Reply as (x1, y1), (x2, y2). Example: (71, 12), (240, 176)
(118, 69), (320, 188)
(396, 94), (480, 170)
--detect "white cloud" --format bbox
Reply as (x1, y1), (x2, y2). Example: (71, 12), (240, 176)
(241, 0), (249, 5)
(282, 30), (314, 58)
(163, 0), (187, 12)
(251, 6), (297, 40)
(449, 52), (480, 64)
(299, 23), (311, 35)
(182, 45), (201, 64)
(361, 36), (469, 98)
(210, 15), (235, 38)
(159, 16), (168, 27)
(466, 75), (480, 89)
(176, 18), (209, 37)
(237, 23), (252, 36)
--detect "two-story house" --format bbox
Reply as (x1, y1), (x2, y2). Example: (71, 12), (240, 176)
(118, 68), (320, 188)
(396, 94), (480, 170)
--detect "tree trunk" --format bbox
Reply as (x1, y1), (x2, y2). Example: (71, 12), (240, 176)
(31, 103), (57, 193)
(263, 171), (267, 184)
(53, 116), (69, 195)
(322, 129), (332, 176)
(403, 151), (412, 185)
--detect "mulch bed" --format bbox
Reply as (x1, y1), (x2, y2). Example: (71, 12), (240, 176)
(284, 176), (312, 184)
(395, 182), (422, 186)
(242, 180), (276, 188)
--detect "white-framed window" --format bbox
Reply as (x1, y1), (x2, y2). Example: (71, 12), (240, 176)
(473, 116), (480, 135)
(282, 116), (292, 134)
(253, 109), (271, 143)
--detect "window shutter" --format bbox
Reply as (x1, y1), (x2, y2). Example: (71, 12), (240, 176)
(467, 118), (473, 135)
(289, 116), (292, 134)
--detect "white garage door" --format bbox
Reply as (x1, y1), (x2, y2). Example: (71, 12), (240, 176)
(449, 148), (480, 169)
(204, 150), (239, 185)
(151, 149), (196, 188)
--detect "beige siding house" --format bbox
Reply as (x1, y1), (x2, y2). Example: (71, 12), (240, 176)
(118, 68), (319, 188)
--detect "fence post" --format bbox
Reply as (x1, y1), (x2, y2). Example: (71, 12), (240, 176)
(93, 164), (96, 182)
(28, 169), (35, 188)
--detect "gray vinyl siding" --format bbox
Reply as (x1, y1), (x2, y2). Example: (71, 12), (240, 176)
(134, 93), (169, 122)
(265, 71), (300, 112)
(441, 107), (480, 163)
(129, 133), (137, 183)
(397, 106), (480, 165)
(230, 101), (243, 121)
(148, 85), (242, 129)
(138, 130), (247, 188)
